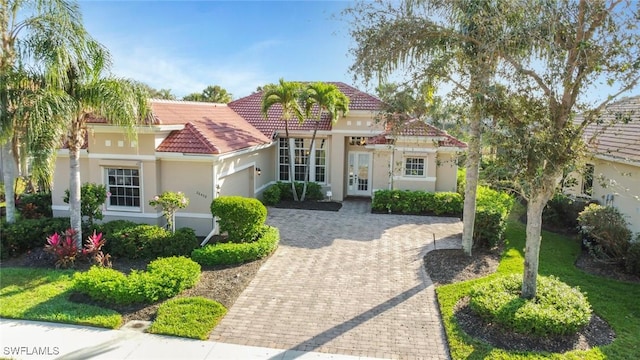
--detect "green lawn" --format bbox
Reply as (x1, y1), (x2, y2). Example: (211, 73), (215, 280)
(148, 296), (227, 340)
(0, 267), (121, 328)
(438, 219), (640, 359)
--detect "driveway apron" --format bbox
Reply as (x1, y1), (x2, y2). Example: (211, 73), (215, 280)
(210, 200), (462, 359)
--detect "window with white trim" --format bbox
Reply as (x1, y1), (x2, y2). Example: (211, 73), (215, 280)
(404, 157), (425, 177)
(106, 168), (141, 208)
(278, 138), (327, 183)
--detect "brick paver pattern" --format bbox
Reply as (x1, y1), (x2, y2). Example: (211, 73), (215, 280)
(210, 200), (463, 359)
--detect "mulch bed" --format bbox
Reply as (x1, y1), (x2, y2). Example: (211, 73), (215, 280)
(424, 246), (619, 353)
(272, 200), (342, 211)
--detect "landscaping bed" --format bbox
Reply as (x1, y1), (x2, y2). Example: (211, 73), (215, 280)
(1, 249), (267, 326)
(425, 246), (617, 354)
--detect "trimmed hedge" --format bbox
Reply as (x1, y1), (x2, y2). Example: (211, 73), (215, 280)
(73, 256), (201, 304)
(192, 225), (279, 265)
(262, 181), (324, 205)
(473, 186), (514, 249)
(108, 224), (198, 259)
(372, 190), (463, 216)
(1, 217), (72, 258)
(262, 184), (282, 206)
(211, 196), (267, 243)
(469, 274), (592, 337)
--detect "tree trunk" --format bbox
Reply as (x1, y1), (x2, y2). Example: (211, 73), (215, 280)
(1, 142), (17, 223)
(69, 146), (83, 248)
(287, 139), (299, 201)
(462, 125), (481, 256)
(301, 121), (320, 202)
(521, 172), (562, 299)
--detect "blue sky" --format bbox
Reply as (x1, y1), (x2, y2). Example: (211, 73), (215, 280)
(79, 1), (357, 99)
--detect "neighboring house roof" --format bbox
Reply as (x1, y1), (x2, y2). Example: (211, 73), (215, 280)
(151, 100), (271, 154)
(368, 118), (468, 148)
(580, 96), (640, 164)
(228, 82), (383, 138)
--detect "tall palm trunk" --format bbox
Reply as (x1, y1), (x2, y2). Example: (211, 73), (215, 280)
(69, 145), (82, 247)
(462, 68), (490, 256)
(283, 121), (298, 201)
(1, 142), (17, 223)
(301, 120), (320, 202)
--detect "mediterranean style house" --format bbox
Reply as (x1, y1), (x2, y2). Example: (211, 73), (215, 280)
(51, 82), (467, 236)
(566, 96), (640, 234)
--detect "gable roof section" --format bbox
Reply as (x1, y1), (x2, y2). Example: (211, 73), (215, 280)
(580, 96), (640, 164)
(151, 100), (271, 154)
(228, 82), (383, 137)
(368, 118), (467, 148)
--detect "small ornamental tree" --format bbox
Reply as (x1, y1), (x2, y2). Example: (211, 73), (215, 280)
(63, 183), (107, 226)
(149, 191), (189, 233)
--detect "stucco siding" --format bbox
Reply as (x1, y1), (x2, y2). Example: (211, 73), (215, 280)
(436, 153), (458, 192)
(592, 160), (640, 234)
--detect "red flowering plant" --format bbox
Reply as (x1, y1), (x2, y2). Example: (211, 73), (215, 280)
(44, 229), (112, 268)
(44, 229), (79, 269)
(82, 231), (112, 268)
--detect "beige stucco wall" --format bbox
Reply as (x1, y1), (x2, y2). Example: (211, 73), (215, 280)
(592, 160), (640, 234)
(371, 150), (392, 192)
(435, 153), (458, 192)
(51, 154), (91, 208)
(565, 159), (640, 235)
(86, 131), (157, 156)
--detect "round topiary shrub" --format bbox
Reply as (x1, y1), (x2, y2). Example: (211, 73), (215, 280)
(469, 274), (592, 337)
(210, 196), (267, 243)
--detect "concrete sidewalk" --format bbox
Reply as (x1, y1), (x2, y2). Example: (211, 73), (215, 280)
(0, 319), (383, 360)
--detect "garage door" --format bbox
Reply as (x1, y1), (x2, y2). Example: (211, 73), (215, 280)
(218, 167), (253, 198)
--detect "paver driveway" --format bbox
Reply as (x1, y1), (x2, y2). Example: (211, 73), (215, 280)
(210, 200), (463, 359)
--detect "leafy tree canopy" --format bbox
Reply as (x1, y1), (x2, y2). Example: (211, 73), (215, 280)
(183, 85), (232, 103)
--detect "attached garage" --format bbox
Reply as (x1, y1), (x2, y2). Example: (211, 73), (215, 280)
(218, 166), (254, 198)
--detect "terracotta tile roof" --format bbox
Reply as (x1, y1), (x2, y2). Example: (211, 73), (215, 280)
(151, 100), (271, 154)
(228, 82), (383, 137)
(580, 96), (640, 163)
(367, 118), (467, 148)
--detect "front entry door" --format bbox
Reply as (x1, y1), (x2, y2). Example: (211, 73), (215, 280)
(347, 152), (372, 196)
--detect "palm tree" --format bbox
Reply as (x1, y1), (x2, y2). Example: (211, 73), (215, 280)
(300, 82), (349, 201)
(261, 79), (304, 201)
(1, 0), (91, 223)
(58, 45), (149, 246)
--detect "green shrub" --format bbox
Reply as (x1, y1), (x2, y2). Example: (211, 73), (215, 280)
(625, 238), (640, 276)
(148, 297), (227, 340)
(473, 186), (514, 249)
(96, 220), (138, 253)
(210, 196), (267, 243)
(276, 181), (323, 201)
(110, 224), (169, 259)
(73, 256), (201, 304)
(192, 225), (279, 265)
(469, 274), (592, 337)
(0, 217), (71, 258)
(457, 168), (466, 196)
(371, 189), (462, 216)
(16, 192), (52, 219)
(262, 184), (281, 206)
(578, 204), (632, 262)
(108, 224), (198, 259)
(63, 183), (107, 225)
(543, 193), (593, 232)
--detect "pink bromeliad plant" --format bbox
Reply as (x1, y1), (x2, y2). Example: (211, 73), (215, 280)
(44, 229), (111, 268)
